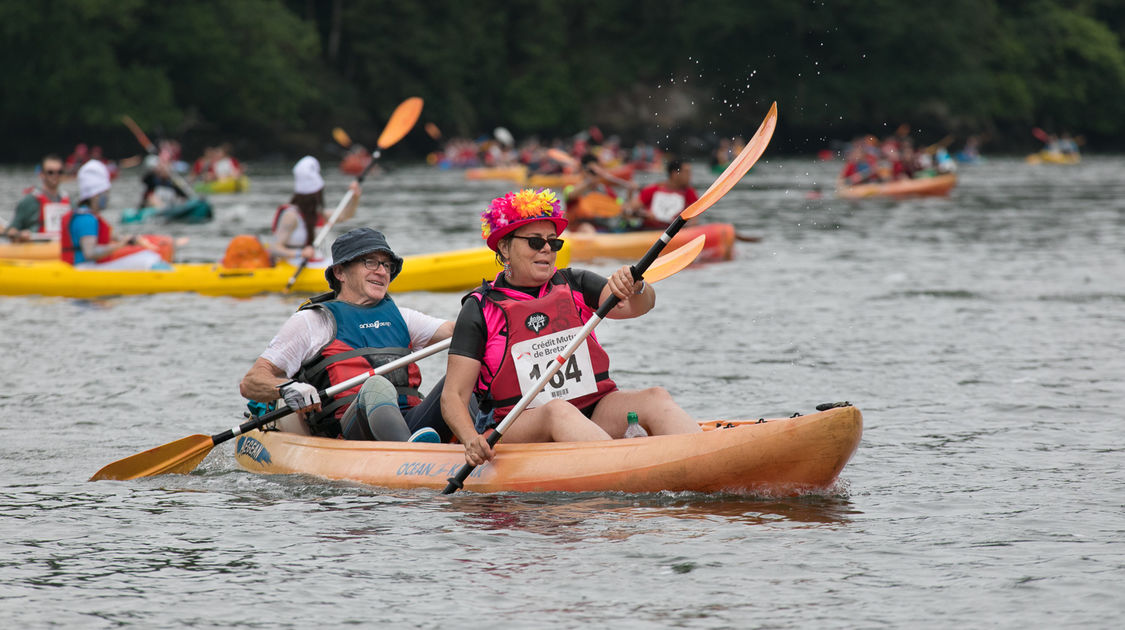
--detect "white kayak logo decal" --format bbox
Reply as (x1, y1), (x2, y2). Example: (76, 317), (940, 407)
(525, 312), (549, 333)
(359, 320), (391, 329)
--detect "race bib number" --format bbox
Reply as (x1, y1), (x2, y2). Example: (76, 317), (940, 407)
(510, 326), (597, 408)
(41, 202), (69, 235)
(649, 191), (686, 222)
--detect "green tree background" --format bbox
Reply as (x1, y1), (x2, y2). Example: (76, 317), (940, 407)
(1, 0), (1122, 162)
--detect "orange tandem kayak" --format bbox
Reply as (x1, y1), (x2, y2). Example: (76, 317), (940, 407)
(233, 405), (862, 494)
(837, 173), (957, 199)
(566, 223), (735, 263)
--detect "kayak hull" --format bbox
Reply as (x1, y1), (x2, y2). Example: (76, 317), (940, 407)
(194, 176), (250, 194)
(234, 406), (862, 494)
(838, 174), (957, 199)
(0, 241), (59, 260)
(1025, 151), (1080, 165)
(121, 199), (214, 224)
(566, 223), (735, 263)
(0, 244), (568, 298)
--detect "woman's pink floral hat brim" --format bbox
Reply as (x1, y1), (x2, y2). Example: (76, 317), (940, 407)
(481, 188), (568, 251)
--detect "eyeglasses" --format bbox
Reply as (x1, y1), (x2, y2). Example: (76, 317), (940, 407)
(511, 235), (565, 252)
(42, 169), (62, 176)
(360, 257), (396, 272)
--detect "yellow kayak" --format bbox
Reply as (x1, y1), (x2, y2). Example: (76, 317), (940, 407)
(1025, 151), (1080, 165)
(0, 244), (568, 298)
(194, 175), (250, 194)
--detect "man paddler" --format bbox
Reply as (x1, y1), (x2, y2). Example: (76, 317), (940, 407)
(5, 154), (70, 242)
(624, 158), (698, 230)
(239, 227), (471, 442)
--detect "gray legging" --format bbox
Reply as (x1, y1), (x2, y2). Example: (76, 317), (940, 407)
(339, 376), (473, 442)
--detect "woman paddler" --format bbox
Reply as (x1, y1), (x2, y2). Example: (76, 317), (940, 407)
(440, 188), (700, 467)
(270, 156), (360, 266)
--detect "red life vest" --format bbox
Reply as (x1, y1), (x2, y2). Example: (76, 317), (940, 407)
(59, 208), (147, 265)
(60, 208), (111, 264)
(27, 188), (71, 237)
(469, 271), (616, 424)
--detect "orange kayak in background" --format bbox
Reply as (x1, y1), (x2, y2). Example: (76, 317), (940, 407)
(566, 223), (735, 263)
(0, 241), (59, 260)
(234, 405), (863, 494)
(837, 174), (957, 199)
(0, 235), (176, 262)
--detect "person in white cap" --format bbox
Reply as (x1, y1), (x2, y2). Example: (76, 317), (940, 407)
(269, 155), (360, 266)
(59, 160), (169, 270)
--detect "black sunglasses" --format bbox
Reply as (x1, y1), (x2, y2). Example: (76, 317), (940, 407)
(511, 235), (564, 252)
(42, 169), (62, 175)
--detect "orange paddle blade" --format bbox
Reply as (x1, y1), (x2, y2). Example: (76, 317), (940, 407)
(89, 434), (215, 481)
(424, 122), (442, 140)
(332, 127), (352, 148)
(547, 148), (578, 167)
(121, 115), (156, 153)
(683, 102), (777, 220)
(377, 97), (424, 149)
(645, 235), (705, 283)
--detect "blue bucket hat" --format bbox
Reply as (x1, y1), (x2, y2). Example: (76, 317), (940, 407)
(325, 228), (404, 291)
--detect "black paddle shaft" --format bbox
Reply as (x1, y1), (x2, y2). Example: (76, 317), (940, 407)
(440, 215), (688, 495)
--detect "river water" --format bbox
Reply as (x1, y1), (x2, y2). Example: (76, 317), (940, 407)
(1, 154), (1122, 628)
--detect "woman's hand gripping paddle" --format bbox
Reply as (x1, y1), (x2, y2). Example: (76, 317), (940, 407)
(283, 97), (424, 292)
(89, 338), (451, 481)
(440, 99), (778, 496)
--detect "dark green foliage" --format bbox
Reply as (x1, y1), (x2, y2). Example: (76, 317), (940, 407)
(2, 0), (1123, 160)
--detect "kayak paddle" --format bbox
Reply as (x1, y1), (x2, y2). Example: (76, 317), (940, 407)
(441, 101), (778, 495)
(89, 337), (450, 481)
(283, 97), (424, 293)
(120, 115), (199, 201)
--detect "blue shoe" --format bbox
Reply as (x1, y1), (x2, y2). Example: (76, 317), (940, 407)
(408, 427), (441, 443)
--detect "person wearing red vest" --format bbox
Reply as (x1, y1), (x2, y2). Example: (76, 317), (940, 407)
(5, 155), (70, 242)
(624, 157), (699, 230)
(240, 228), (461, 442)
(441, 188), (700, 468)
(60, 160), (168, 269)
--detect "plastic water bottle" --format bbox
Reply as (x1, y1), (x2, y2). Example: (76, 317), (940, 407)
(623, 411), (648, 438)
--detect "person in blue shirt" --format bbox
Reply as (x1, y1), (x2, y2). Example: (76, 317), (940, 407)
(60, 160), (169, 269)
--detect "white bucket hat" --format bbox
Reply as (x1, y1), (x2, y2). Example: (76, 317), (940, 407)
(293, 155), (324, 194)
(77, 160), (111, 201)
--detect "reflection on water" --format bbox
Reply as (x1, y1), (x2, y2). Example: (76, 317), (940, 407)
(442, 489), (858, 539)
(2, 157), (1123, 628)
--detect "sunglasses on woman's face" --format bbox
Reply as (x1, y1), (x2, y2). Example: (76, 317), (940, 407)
(511, 235), (565, 252)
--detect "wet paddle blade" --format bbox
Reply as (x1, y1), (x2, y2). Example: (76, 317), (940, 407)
(89, 435), (215, 481)
(377, 97), (424, 149)
(332, 127), (352, 148)
(547, 148), (578, 167)
(645, 235), (705, 283)
(683, 102), (777, 220)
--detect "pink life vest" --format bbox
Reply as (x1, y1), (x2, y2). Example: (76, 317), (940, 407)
(469, 271), (616, 423)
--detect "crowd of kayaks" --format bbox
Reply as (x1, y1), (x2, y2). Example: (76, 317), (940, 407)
(0, 244), (532, 298)
(0, 222), (740, 298)
(234, 404), (863, 494)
